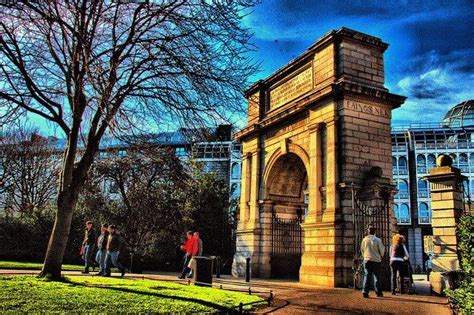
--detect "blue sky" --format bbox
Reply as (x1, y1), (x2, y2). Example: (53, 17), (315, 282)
(244, 0), (474, 126)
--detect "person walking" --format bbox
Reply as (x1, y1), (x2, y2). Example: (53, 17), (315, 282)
(425, 253), (432, 281)
(81, 221), (97, 274)
(95, 223), (109, 276)
(390, 234), (409, 295)
(178, 231), (197, 279)
(104, 225), (126, 277)
(187, 232), (203, 278)
(360, 225), (385, 298)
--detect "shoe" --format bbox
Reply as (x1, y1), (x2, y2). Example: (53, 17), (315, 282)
(363, 293), (369, 298)
(186, 273), (193, 278)
(103, 274), (111, 277)
(95, 272), (103, 276)
(391, 291), (396, 295)
(81, 270), (89, 274)
(121, 269), (126, 277)
(376, 293), (384, 298)
(178, 275), (185, 279)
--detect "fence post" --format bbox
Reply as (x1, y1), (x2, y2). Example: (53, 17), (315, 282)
(245, 257), (251, 282)
(216, 256), (221, 278)
(238, 302), (243, 314)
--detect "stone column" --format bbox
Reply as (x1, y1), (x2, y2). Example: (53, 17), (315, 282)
(424, 155), (465, 295)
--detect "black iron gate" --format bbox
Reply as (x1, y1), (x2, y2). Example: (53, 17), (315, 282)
(353, 190), (391, 290)
(270, 207), (303, 279)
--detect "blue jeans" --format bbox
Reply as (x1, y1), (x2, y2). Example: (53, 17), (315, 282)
(95, 249), (107, 275)
(82, 244), (95, 269)
(363, 260), (382, 295)
(180, 254), (192, 278)
(104, 250), (125, 275)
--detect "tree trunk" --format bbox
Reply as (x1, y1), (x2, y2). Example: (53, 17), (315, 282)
(39, 188), (78, 279)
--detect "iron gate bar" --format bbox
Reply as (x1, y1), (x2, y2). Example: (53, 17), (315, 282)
(270, 206), (303, 279)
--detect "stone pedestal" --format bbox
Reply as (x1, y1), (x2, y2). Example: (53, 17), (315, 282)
(424, 163), (465, 295)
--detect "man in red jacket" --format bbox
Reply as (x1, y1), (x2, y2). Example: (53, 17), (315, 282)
(178, 231), (197, 279)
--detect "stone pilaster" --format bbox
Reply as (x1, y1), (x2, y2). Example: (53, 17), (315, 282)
(424, 163), (465, 295)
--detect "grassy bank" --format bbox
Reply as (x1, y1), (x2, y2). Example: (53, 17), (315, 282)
(0, 275), (263, 313)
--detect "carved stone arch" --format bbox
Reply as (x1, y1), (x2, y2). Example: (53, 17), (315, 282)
(263, 143), (310, 200)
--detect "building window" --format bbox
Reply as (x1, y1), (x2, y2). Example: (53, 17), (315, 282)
(417, 154), (426, 173)
(418, 179), (429, 198)
(392, 157), (397, 174)
(399, 203), (410, 224)
(231, 162), (240, 179)
(418, 202), (431, 224)
(396, 180), (409, 200)
(394, 204), (399, 218)
(427, 154), (436, 169)
(398, 157), (408, 175)
(459, 153), (469, 172)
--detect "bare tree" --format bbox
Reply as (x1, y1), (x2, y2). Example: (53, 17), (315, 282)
(0, 126), (59, 219)
(0, 0), (256, 279)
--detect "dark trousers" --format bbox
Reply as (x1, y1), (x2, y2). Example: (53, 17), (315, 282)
(180, 254), (192, 278)
(391, 260), (406, 293)
(363, 260), (382, 295)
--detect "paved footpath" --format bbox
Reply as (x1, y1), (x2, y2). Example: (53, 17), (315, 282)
(0, 270), (451, 315)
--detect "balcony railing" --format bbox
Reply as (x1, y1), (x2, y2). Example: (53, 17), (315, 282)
(395, 193), (409, 200)
(418, 190), (429, 198)
(397, 217), (411, 224)
(460, 165), (469, 173)
(419, 216), (431, 224)
(417, 166), (427, 174)
(398, 168), (408, 175)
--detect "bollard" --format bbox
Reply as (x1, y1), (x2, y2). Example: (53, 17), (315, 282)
(238, 302), (243, 314)
(216, 256), (221, 278)
(245, 257), (251, 282)
(268, 290), (273, 306)
(248, 287), (251, 295)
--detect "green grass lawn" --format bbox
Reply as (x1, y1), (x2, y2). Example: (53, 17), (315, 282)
(0, 275), (264, 313)
(0, 260), (83, 271)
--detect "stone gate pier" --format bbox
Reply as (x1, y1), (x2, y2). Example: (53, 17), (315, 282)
(232, 27), (406, 287)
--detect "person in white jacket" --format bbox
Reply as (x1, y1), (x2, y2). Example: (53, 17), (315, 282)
(360, 225), (385, 298)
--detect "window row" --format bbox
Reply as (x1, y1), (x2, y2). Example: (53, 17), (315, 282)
(394, 202), (431, 225)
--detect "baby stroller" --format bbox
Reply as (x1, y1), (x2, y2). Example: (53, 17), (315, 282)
(402, 260), (417, 294)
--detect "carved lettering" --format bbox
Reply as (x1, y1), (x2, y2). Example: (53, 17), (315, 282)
(342, 100), (390, 118)
(269, 64), (313, 110)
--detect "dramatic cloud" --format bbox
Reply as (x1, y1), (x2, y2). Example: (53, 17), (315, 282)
(245, 0), (474, 126)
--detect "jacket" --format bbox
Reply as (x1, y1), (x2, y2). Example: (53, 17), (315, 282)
(84, 228), (96, 245)
(361, 234), (385, 263)
(97, 231), (109, 250)
(107, 233), (123, 252)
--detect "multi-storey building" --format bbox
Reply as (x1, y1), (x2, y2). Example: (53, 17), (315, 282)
(392, 100), (474, 270)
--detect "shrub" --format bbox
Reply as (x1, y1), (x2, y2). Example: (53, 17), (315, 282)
(445, 215), (474, 315)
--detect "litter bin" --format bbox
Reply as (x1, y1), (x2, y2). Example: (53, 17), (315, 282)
(192, 256), (213, 286)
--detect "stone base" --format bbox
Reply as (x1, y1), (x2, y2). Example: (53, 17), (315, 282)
(430, 272), (449, 295)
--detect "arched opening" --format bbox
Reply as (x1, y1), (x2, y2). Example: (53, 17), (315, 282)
(427, 154), (436, 169)
(398, 157), (408, 174)
(397, 180), (409, 199)
(417, 154), (426, 173)
(418, 179), (428, 198)
(231, 162), (240, 179)
(265, 152), (308, 279)
(419, 202), (430, 224)
(399, 204), (410, 224)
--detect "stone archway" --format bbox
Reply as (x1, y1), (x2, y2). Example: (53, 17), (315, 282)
(265, 152), (308, 279)
(232, 28), (405, 287)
